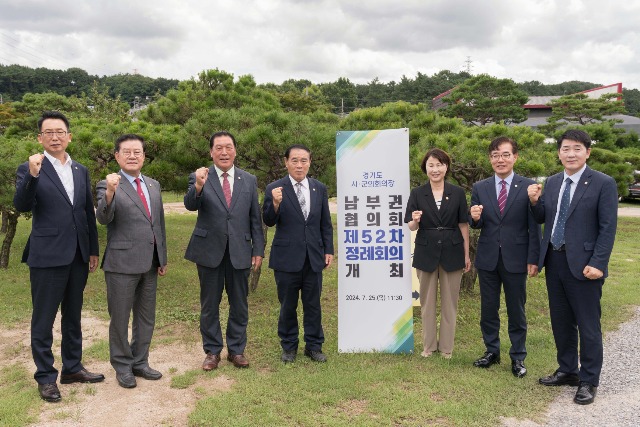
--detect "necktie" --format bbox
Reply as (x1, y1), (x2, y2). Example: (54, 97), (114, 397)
(551, 177), (572, 250)
(498, 180), (507, 215)
(296, 182), (308, 220)
(222, 172), (232, 207)
(135, 177), (151, 218)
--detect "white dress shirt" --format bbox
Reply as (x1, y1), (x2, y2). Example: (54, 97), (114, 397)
(44, 151), (74, 204)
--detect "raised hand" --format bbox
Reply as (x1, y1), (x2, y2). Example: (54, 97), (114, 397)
(527, 184), (542, 204)
(470, 205), (484, 222)
(29, 153), (45, 177)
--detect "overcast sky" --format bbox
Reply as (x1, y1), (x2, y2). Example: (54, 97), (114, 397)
(1, 0), (639, 89)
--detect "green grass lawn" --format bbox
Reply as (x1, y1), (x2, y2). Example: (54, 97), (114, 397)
(161, 191), (186, 203)
(1, 216), (639, 426)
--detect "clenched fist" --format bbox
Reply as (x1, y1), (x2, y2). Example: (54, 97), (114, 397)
(527, 184), (542, 205)
(29, 153), (45, 177)
(271, 186), (283, 211)
(470, 205), (484, 222)
(105, 173), (121, 192)
(411, 210), (423, 222)
(194, 167), (209, 193)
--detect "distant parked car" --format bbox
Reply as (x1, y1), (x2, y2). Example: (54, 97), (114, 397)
(625, 180), (640, 200)
(620, 171), (640, 202)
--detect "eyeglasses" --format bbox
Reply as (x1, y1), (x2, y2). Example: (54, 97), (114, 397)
(118, 150), (144, 158)
(490, 153), (512, 160)
(40, 130), (68, 138)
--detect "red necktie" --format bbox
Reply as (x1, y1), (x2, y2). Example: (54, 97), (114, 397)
(135, 177), (151, 218)
(222, 172), (232, 207)
(498, 180), (507, 215)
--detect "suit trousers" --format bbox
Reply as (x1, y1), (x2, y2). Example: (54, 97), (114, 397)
(477, 251), (528, 360)
(417, 266), (463, 355)
(545, 247), (603, 386)
(274, 255), (324, 352)
(30, 248), (88, 384)
(105, 250), (159, 374)
(197, 247), (250, 356)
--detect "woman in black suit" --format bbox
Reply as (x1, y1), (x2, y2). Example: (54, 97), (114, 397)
(404, 148), (470, 358)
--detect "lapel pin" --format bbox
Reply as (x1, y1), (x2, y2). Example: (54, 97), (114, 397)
(74, 166), (78, 169)
(514, 184), (518, 188)
(313, 188), (316, 191)
(446, 196), (449, 200)
(584, 181), (588, 185)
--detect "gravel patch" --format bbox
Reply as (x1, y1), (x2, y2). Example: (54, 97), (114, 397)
(503, 306), (640, 427)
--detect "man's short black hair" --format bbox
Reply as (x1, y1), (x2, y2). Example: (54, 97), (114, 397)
(488, 136), (518, 154)
(209, 131), (237, 149)
(284, 144), (311, 159)
(115, 134), (146, 152)
(557, 129), (592, 150)
(38, 111), (70, 132)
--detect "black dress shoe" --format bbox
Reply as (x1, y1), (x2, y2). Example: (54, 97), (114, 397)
(60, 368), (105, 384)
(116, 372), (137, 389)
(38, 383), (61, 402)
(281, 350), (296, 363)
(132, 366), (162, 380)
(538, 369), (580, 386)
(511, 360), (527, 378)
(304, 348), (327, 363)
(473, 352), (500, 368)
(574, 382), (597, 405)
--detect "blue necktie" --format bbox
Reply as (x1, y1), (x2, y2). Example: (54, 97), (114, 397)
(551, 178), (572, 250)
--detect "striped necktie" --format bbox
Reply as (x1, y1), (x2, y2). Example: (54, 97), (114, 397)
(296, 182), (308, 220)
(498, 180), (507, 215)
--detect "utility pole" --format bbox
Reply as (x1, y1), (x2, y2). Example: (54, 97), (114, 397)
(464, 56), (473, 74)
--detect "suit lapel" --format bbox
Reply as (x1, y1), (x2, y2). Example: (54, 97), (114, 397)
(566, 167), (591, 219)
(308, 179), (320, 220)
(141, 174), (157, 223)
(229, 169), (245, 212)
(484, 178), (501, 217)
(502, 175), (524, 217)
(546, 174), (562, 224)
(423, 183), (441, 220)
(119, 172), (151, 221)
(70, 162), (82, 206)
(440, 182), (456, 218)
(41, 158), (72, 205)
(206, 166), (229, 211)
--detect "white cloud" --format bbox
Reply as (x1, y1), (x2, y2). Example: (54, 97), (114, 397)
(0, 0), (639, 89)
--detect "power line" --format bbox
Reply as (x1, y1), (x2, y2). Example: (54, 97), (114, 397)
(0, 31), (68, 69)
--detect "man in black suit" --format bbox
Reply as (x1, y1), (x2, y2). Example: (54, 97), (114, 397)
(263, 144), (334, 363)
(14, 111), (103, 402)
(469, 137), (540, 377)
(528, 129), (618, 405)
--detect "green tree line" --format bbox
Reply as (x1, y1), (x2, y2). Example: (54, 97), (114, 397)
(3, 64), (640, 117)
(0, 64), (179, 105)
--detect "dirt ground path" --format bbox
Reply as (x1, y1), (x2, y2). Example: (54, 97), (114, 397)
(0, 315), (234, 427)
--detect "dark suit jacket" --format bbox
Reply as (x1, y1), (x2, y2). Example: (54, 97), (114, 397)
(96, 172), (167, 274)
(263, 176), (334, 273)
(184, 166), (264, 269)
(404, 181), (467, 272)
(14, 157), (99, 267)
(470, 174), (541, 273)
(531, 166), (618, 280)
